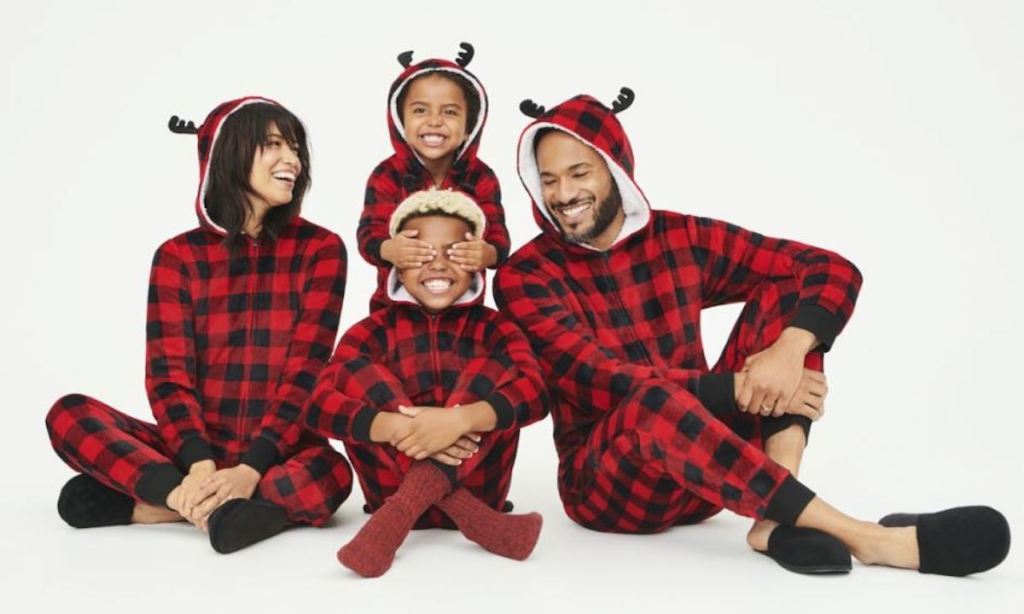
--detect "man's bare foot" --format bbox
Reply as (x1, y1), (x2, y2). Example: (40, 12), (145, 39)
(747, 519), (779, 552)
(132, 502), (183, 524)
(843, 522), (920, 569)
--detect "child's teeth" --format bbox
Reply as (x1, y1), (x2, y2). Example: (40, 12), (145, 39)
(423, 279), (453, 292)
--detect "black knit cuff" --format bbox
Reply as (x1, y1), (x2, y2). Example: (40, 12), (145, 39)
(763, 475), (816, 525)
(486, 392), (516, 430)
(135, 463), (185, 507)
(176, 437), (215, 469)
(352, 407), (380, 442)
(491, 244), (510, 268)
(762, 414), (812, 444)
(366, 238), (385, 265)
(239, 437), (279, 475)
(697, 373), (738, 416)
(788, 304), (843, 352)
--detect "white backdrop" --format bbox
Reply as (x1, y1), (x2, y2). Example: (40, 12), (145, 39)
(2, 1), (1021, 611)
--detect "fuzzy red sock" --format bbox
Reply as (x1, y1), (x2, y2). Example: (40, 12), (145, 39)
(337, 462), (451, 577)
(436, 488), (543, 560)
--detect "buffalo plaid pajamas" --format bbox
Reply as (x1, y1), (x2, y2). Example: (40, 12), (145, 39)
(46, 394), (351, 525)
(495, 94), (862, 532)
(358, 58), (510, 312)
(307, 303), (548, 528)
(45, 97), (353, 524)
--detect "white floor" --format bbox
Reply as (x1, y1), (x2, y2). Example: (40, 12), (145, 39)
(8, 424), (1021, 614)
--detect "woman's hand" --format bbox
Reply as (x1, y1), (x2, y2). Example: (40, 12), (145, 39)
(191, 464), (262, 532)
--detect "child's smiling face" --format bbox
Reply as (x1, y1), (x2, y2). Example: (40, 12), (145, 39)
(397, 214), (474, 313)
(401, 74), (469, 167)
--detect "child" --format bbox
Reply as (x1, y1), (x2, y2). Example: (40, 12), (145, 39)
(45, 97), (353, 553)
(308, 189), (548, 577)
(358, 42), (511, 311)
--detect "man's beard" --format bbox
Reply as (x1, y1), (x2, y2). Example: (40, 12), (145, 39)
(558, 182), (623, 244)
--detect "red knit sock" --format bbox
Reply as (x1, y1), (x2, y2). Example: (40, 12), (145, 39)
(337, 462), (451, 577)
(436, 488), (543, 560)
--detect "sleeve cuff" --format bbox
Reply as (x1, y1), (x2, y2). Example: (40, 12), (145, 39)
(135, 463), (185, 507)
(490, 244), (510, 268)
(697, 373), (738, 417)
(352, 407), (380, 442)
(239, 437), (279, 475)
(486, 392), (516, 430)
(788, 304), (843, 352)
(366, 238), (385, 266)
(176, 437), (215, 469)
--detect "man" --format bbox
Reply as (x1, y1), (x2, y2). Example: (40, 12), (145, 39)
(494, 90), (1009, 576)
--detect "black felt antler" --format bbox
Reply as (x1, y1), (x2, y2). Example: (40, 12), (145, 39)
(456, 42), (474, 67)
(519, 99), (546, 118)
(610, 87), (635, 114)
(397, 50), (414, 68)
(168, 115), (199, 134)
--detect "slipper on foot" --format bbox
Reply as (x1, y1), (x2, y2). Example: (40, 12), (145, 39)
(879, 506), (1010, 576)
(57, 474), (133, 528)
(759, 526), (852, 574)
(208, 499), (288, 554)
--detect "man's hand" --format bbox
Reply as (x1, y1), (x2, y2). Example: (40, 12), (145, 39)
(191, 464), (262, 532)
(381, 229), (436, 269)
(781, 369), (828, 420)
(736, 328), (816, 416)
(447, 233), (497, 272)
(394, 405), (473, 460)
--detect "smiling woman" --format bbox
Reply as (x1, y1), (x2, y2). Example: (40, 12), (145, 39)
(204, 102), (312, 253)
(44, 96), (353, 554)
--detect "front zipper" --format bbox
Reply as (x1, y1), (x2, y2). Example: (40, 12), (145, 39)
(239, 239), (259, 446)
(600, 250), (654, 365)
(427, 312), (444, 403)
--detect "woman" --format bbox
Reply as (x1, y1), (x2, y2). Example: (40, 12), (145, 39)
(45, 96), (353, 554)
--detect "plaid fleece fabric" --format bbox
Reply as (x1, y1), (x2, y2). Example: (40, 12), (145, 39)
(494, 94), (862, 530)
(46, 393), (352, 525)
(358, 58), (510, 312)
(306, 302), (548, 528)
(45, 97), (353, 522)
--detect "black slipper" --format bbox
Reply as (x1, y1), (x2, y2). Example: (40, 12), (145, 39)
(207, 499), (288, 554)
(878, 506), (1010, 576)
(759, 526), (852, 574)
(57, 474), (134, 528)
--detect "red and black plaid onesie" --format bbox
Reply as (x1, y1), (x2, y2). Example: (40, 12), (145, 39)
(358, 56), (510, 312)
(494, 94), (863, 533)
(45, 97), (353, 526)
(307, 272), (548, 528)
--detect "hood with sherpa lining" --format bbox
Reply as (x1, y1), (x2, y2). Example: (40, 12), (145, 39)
(358, 44), (510, 312)
(385, 188), (486, 309)
(516, 94), (651, 252)
(185, 96), (282, 236)
(387, 52), (488, 173)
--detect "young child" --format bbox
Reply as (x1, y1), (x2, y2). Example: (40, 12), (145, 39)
(45, 97), (353, 553)
(358, 42), (511, 312)
(308, 189), (548, 577)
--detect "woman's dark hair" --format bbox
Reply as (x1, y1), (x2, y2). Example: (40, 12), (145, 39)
(397, 71), (481, 138)
(204, 102), (311, 253)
